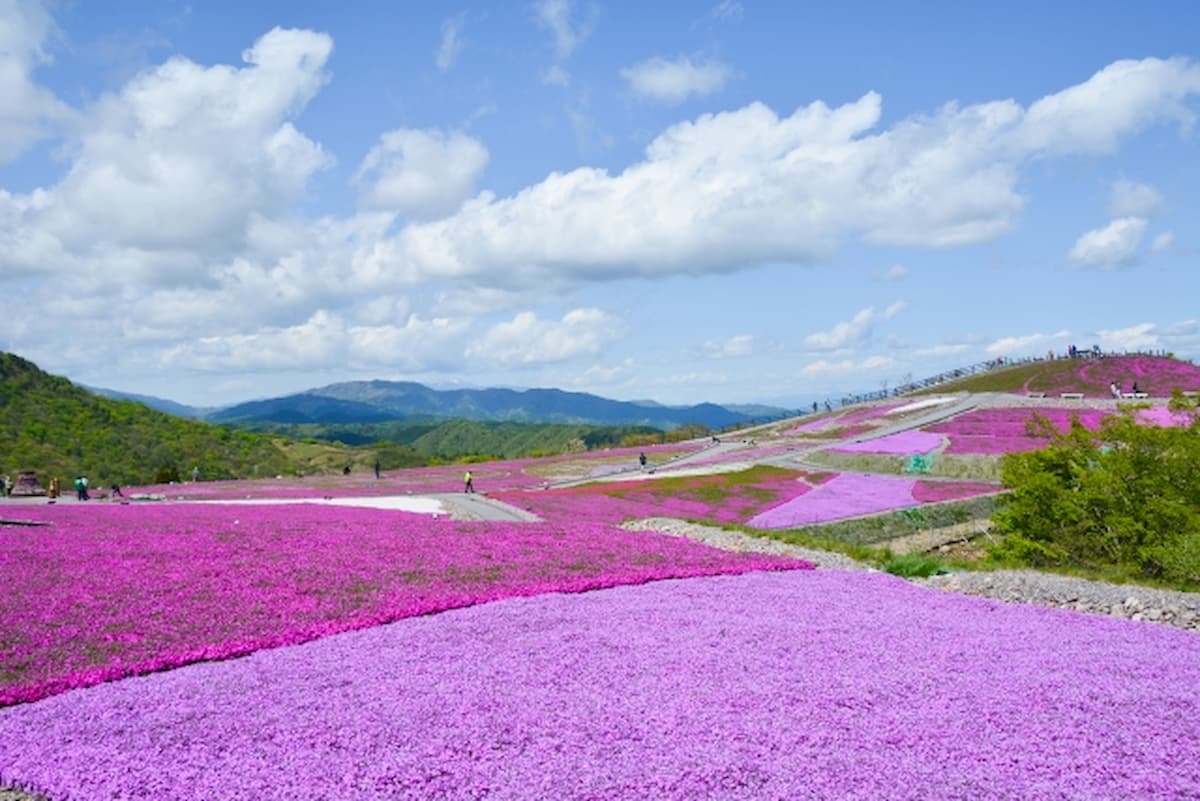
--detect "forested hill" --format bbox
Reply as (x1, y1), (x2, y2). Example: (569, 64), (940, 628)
(0, 353), (301, 486)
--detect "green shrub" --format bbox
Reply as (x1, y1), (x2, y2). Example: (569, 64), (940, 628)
(990, 395), (1200, 590)
(883, 553), (946, 578)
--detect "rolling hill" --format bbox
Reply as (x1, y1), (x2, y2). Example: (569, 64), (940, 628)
(0, 353), (352, 487)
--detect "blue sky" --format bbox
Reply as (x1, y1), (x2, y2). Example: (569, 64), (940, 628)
(2, 0), (1198, 409)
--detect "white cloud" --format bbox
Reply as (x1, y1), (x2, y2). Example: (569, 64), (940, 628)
(1095, 322), (1159, 352)
(1, 26), (334, 276)
(534, 0), (585, 60)
(0, 0), (74, 163)
(984, 329), (1071, 356)
(1015, 58), (1200, 155)
(161, 310), (469, 372)
(466, 308), (622, 366)
(354, 57), (1200, 291)
(353, 128), (488, 219)
(1151, 231), (1174, 252)
(435, 13), (466, 71)
(803, 303), (906, 351)
(1067, 217), (1147, 269)
(1109, 179), (1162, 218)
(621, 56), (732, 105)
(702, 334), (753, 358)
(801, 355), (895, 377)
(881, 263), (909, 282)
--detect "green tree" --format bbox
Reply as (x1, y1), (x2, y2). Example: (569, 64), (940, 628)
(991, 395), (1200, 588)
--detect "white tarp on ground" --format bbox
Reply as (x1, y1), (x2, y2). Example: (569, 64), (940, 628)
(191, 496), (445, 514)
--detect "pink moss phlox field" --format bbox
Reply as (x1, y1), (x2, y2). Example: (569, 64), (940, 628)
(1137, 405), (1198, 428)
(0, 503), (808, 706)
(925, 407), (1109, 455)
(911, 480), (1001, 503)
(748, 472), (918, 528)
(3, 571), (1197, 801)
(1029, 355), (1200, 397)
(830, 430), (944, 455)
(494, 469), (814, 527)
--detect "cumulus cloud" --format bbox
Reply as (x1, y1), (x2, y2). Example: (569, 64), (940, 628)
(349, 57), (1200, 293)
(1067, 217), (1147, 269)
(353, 128), (488, 218)
(984, 329), (1071, 356)
(1015, 58), (1200, 154)
(0, 0), (74, 163)
(466, 308), (622, 366)
(435, 13), (466, 71)
(803, 303), (906, 352)
(880, 263), (909, 282)
(0, 26), (334, 280)
(702, 334), (753, 358)
(162, 310), (469, 372)
(1109, 179), (1162, 218)
(621, 56), (732, 105)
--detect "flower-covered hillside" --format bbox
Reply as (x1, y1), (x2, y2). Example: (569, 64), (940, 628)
(1024, 354), (1200, 397)
(0, 503), (807, 706)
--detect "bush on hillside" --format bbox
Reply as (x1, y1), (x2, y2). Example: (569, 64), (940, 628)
(989, 393), (1200, 589)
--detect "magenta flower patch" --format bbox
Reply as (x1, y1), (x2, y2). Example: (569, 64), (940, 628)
(911, 480), (1001, 503)
(747, 472), (918, 528)
(0, 503), (808, 706)
(830, 430), (945, 455)
(925, 408), (1109, 455)
(2, 571), (1196, 801)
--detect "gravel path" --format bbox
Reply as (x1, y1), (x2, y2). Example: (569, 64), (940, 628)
(623, 517), (1200, 633)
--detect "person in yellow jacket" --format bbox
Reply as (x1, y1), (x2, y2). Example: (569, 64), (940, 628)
(464, 470), (474, 493)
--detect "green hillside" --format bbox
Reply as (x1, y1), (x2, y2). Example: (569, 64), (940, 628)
(0, 353), (347, 488)
(915, 354), (1200, 397)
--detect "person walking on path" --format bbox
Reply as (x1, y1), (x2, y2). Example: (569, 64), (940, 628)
(639, 452), (647, 471)
(464, 470), (475, 493)
(374, 460), (381, 480)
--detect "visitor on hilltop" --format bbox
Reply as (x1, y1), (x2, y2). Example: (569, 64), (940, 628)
(110, 483), (123, 498)
(639, 452), (647, 471)
(1, 475), (11, 497)
(343, 465), (351, 475)
(464, 470), (474, 493)
(374, 460), (381, 480)
(1110, 381), (1121, 398)
(191, 465), (200, 482)
(1132, 381), (1140, 394)
(47, 476), (59, 499)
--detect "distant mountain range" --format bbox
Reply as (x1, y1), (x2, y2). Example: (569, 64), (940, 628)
(95, 379), (789, 430)
(207, 380), (783, 430)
